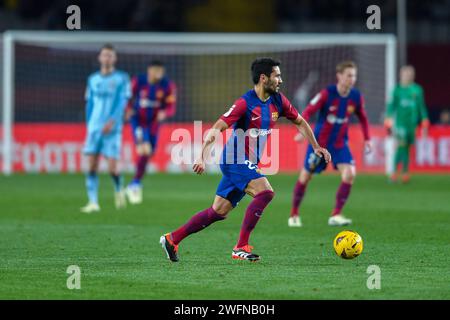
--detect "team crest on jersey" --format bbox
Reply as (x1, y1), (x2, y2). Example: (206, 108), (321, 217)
(156, 89), (164, 99)
(347, 105), (355, 114)
(272, 112), (279, 121)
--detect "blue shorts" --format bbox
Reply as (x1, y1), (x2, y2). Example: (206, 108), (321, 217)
(304, 144), (354, 174)
(83, 130), (122, 159)
(216, 161), (264, 207)
(131, 124), (158, 151)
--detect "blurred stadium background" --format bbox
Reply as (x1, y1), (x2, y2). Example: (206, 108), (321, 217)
(0, 0), (449, 175)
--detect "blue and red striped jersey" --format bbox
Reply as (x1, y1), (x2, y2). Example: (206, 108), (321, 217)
(128, 74), (176, 126)
(302, 85), (370, 149)
(220, 89), (299, 165)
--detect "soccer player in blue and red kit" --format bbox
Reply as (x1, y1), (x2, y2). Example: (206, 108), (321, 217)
(160, 58), (331, 262)
(125, 60), (176, 204)
(288, 61), (372, 227)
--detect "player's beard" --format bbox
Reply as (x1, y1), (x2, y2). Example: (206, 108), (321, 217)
(265, 81), (279, 95)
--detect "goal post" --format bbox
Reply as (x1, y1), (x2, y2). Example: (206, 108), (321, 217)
(2, 31), (396, 175)
(2, 32), (14, 175)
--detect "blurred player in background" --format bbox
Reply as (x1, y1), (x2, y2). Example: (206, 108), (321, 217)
(160, 58), (330, 262)
(289, 61), (371, 227)
(125, 61), (177, 204)
(81, 44), (131, 213)
(384, 65), (429, 183)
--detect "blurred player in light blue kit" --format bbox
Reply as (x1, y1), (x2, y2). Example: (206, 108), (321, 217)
(81, 44), (131, 213)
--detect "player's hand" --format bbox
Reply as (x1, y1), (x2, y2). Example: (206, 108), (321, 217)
(157, 111), (167, 122)
(421, 126), (428, 138)
(384, 118), (393, 128)
(364, 140), (373, 154)
(384, 118), (393, 136)
(192, 158), (205, 175)
(102, 121), (114, 135)
(386, 127), (392, 136)
(294, 132), (305, 143)
(125, 108), (134, 122)
(313, 147), (331, 163)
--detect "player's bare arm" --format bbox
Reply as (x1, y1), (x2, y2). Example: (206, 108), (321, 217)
(293, 90), (326, 143)
(157, 110), (167, 122)
(125, 108), (135, 122)
(102, 119), (115, 134)
(192, 118), (229, 174)
(355, 96), (372, 154)
(364, 140), (373, 154)
(124, 96), (136, 122)
(292, 114), (331, 163)
(294, 131), (305, 142)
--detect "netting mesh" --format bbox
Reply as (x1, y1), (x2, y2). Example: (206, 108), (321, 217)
(13, 40), (387, 124)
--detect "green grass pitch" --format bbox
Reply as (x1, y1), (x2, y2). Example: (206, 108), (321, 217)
(0, 173), (449, 299)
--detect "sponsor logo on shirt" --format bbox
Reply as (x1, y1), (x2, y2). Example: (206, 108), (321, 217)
(327, 114), (348, 124)
(139, 98), (161, 108)
(249, 128), (272, 138)
(400, 99), (414, 108)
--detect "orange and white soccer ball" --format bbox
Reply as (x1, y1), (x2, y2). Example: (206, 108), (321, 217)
(333, 230), (363, 259)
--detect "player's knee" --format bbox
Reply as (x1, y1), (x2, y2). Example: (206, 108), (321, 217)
(257, 190), (275, 203)
(300, 175), (311, 184)
(143, 144), (152, 155)
(343, 168), (356, 183)
(136, 147), (144, 155)
(136, 143), (149, 155)
(213, 206), (231, 217)
(138, 150), (151, 157)
(212, 200), (233, 217)
(88, 163), (98, 172)
(299, 170), (312, 184)
(346, 174), (355, 184)
(144, 150), (152, 157)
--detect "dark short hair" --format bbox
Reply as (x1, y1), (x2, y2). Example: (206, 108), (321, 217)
(101, 43), (115, 52)
(148, 60), (165, 67)
(251, 58), (281, 84)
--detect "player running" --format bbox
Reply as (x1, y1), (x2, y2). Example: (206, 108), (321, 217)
(384, 65), (429, 183)
(288, 61), (371, 227)
(160, 58), (331, 262)
(80, 44), (131, 213)
(125, 60), (177, 204)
